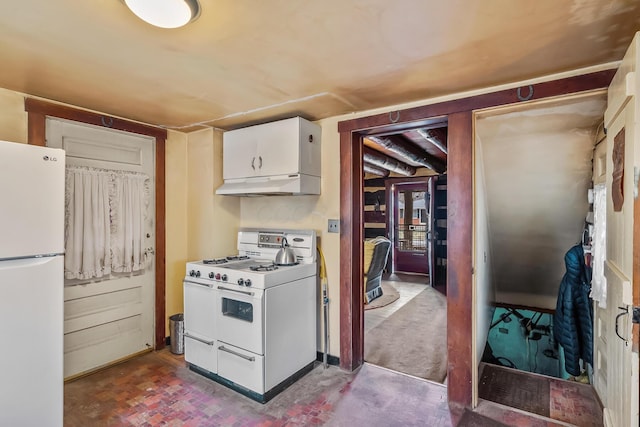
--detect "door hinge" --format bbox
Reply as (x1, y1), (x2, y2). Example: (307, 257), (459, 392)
(633, 306), (640, 324)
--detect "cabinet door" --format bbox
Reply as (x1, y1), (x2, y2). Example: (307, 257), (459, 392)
(223, 128), (258, 180)
(256, 119), (300, 177)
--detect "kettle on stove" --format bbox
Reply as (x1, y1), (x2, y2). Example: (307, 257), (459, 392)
(275, 237), (297, 266)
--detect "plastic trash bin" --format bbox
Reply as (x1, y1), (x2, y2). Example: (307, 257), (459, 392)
(169, 313), (184, 355)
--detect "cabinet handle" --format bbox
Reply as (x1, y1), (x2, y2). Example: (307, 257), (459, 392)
(219, 345), (255, 362)
(251, 157), (256, 170)
(184, 279), (213, 288)
(217, 285), (254, 296)
(184, 333), (214, 346)
(258, 156), (262, 169)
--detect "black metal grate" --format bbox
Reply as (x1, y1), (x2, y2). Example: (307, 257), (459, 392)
(396, 224), (427, 251)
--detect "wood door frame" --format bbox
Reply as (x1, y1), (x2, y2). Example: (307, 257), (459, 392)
(24, 98), (168, 351)
(337, 69), (616, 409)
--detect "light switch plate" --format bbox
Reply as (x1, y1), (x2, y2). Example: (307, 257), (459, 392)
(328, 219), (340, 233)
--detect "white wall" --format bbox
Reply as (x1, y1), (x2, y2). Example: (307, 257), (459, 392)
(475, 95), (606, 309)
(165, 130), (188, 323)
(0, 87), (28, 143)
(186, 128), (240, 261)
(473, 134), (495, 368)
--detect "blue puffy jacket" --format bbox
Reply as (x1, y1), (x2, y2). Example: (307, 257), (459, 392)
(553, 244), (593, 376)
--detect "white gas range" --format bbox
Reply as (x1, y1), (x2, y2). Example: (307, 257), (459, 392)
(183, 228), (317, 403)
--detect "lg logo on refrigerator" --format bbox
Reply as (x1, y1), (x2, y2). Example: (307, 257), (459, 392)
(42, 155), (58, 162)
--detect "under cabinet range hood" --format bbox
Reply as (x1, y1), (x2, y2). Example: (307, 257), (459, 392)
(215, 173), (320, 196)
(216, 117), (321, 196)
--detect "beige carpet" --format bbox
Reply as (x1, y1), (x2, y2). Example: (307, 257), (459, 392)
(364, 286), (447, 383)
(364, 282), (400, 310)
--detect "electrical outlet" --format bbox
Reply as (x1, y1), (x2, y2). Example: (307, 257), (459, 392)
(328, 219), (340, 233)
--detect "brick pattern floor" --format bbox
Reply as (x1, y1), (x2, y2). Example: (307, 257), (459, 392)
(64, 350), (456, 427)
(64, 351), (604, 426)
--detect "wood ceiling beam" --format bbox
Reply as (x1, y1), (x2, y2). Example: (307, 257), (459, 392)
(367, 135), (446, 173)
(363, 161), (390, 177)
(363, 146), (416, 176)
(417, 128), (448, 155)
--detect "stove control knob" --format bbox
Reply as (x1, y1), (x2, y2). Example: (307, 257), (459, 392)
(215, 273), (221, 280)
(189, 270), (196, 277)
(195, 270), (201, 278)
(244, 279), (252, 287)
(208, 272), (215, 279)
(221, 274), (228, 282)
(237, 278), (244, 286)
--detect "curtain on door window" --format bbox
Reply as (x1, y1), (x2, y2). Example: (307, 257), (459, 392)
(64, 166), (150, 280)
(110, 171), (149, 273)
(65, 167), (111, 280)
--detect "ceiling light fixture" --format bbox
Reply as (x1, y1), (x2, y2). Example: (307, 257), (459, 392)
(124, 0), (200, 29)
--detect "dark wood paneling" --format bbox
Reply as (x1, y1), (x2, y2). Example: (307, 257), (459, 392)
(363, 211), (385, 223)
(155, 136), (166, 350)
(446, 111), (473, 408)
(364, 228), (386, 239)
(339, 131), (364, 371)
(26, 99), (168, 351)
(27, 112), (46, 146)
(364, 190), (385, 206)
(364, 177), (386, 187)
(338, 70), (616, 133)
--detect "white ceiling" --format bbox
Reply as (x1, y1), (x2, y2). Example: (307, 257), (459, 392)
(0, 1), (638, 131)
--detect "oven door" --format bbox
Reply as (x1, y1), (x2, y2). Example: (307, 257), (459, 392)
(183, 279), (218, 373)
(216, 285), (264, 355)
(183, 279), (217, 338)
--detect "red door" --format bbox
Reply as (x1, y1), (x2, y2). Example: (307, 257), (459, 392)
(391, 180), (430, 275)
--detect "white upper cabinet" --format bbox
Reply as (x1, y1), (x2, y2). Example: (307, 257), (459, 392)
(222, 117), (321, 181)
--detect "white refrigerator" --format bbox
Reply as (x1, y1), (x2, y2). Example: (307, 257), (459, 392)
(0, 140), (65, 427)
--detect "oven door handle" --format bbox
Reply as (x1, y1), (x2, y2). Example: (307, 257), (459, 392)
(184, 333), (214, 346)
(184, 280), (213, 288)
(217, 285), (254, 296)
(218, 345), (256, 362)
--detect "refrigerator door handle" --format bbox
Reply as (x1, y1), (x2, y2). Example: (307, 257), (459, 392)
(0, 255), (63, 271)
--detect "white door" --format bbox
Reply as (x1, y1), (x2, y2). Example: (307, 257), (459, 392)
(46, 118), (156, 379)
(596, 31), (640, 427)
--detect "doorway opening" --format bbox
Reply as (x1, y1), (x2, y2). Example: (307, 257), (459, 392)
(473, 92), (608, 423)
(359, 126), (449, 383)
(25, 99), (168, 374)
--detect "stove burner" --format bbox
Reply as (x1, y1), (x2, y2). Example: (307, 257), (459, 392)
(203, 258), (228, 265)
(250, 263), (279, 272)
(226, 255), (250, 261)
